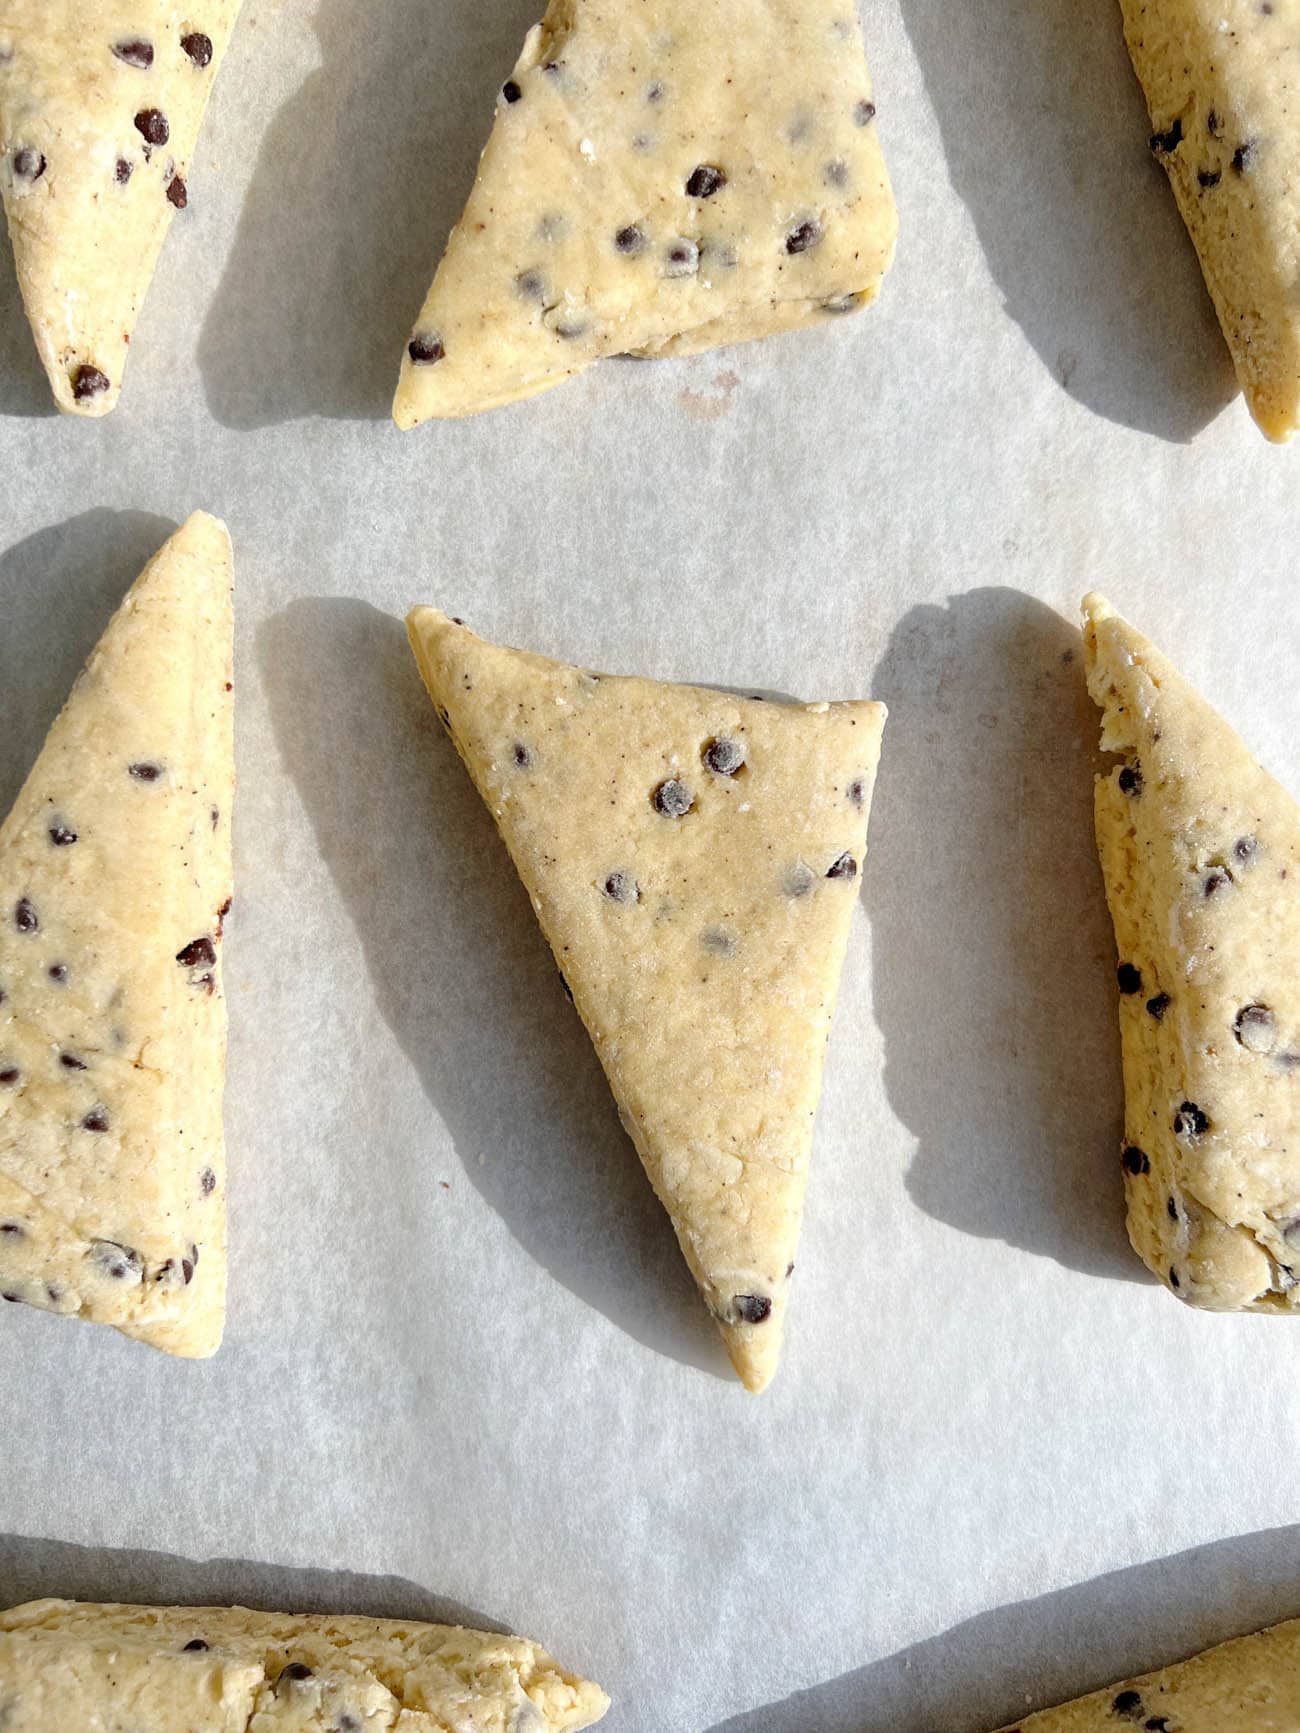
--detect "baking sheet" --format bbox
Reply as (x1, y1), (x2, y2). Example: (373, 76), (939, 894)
(2, 2), (1299, 1729)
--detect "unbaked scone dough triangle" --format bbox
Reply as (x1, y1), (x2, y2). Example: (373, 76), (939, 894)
(408, 609), (885, 1392)
(393, 0), (897, 424)
(0, 2), (243, 416)
(0, 513), (234, 1356)
(1084, 593), (1300, 1310)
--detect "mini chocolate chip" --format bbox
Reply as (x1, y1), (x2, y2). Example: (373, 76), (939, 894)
(1149, 119), (1182, 154)
(200, 1166), (216, 1195)
(1, 1293), (19, 1304)
(703, 737), (745, 776)
(1169, 1267), (1181, 1289)
(1234, 835), (1258, 864)
(408, 333), (445, 365)
(47, 963), (67, 984)
(603, 872), (638, 905)
(278, 1663), (313, 1687)
(134, 108), (169, 146)
(552, 319), (589, 341)
(1235, 1004), (1276, 1053)
(177, 936), (217, 969)
(1116, 963), (1142, 994)
(1112, 1690), (1144, 1718)
(113, 38), (154, 68)
(166, 174), (187, 208)
(1121, 1146), (1150, 1175)
(182, 1639), (209, 1652)
(512, 743), (533, 769)
(1167, 1195), (1179, 1221)
(1204, 867), (1232, 896)
(824, 159), (849, 188)
(1145, 1720), (1171, 1731)
(784, 863), (815, 898)
(182, 1256), (195, 1284)
(72, 365), (111, 401)
(1198, 168), (1221, 188)
(826, 853), (858, 881)
(1174, 1101), (1209, 1139)
(14, 898), (37, 933)
(501, 78), (522, 102)
(615, 224), (646, 255)
(49, 822), (77, 846)
(543, 60), (562, 75)
(82, 1107), (109, 1132)
(685, 164), (726, 198)
(653, 778), (694, 818)
(734, 1294), (772, 1325)
(115, 158), (133, 184)
(1232, 139), (1255, 173)
(89, 1240), (142, 1281)
(786, 219), (823, 254)
(646, 80), (665, 103)
(515, 269), (546, 302)
(59, 1053), (87, 1071)
(1146, 992), (1171, 1020)
(0, 1068), (19, 1088)
(1118, 764), (1143, 796)
(664, 240), (699, 278)
(853, 99), (877, 125)
(128, 761), (162, 781)
(12, 147), (45, 181)
(1207, 108), (1222, 137)
(848, 778), (866, 808)
(181, 31), (214, 66)
(0, 1222), (23, 1236)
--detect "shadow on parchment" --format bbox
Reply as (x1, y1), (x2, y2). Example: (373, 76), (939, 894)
(0, 511), (177, 811)
(868, 588), (1141, 1285)
(0, 272), (55, 420)
(256, 596), (732, 1382)
(198, 0), (540, 428)
(0, 1531), (500, 1635)
(706, 1523), (1300, 1732)
(896, 0), (1238, 442)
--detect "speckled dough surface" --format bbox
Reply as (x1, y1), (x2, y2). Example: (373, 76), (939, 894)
(1118, 0), (1300, 441)
(0, 1599), (609, 1732)
(0, 513), (233, 1357)
(1084, 594), (1300, 1311)
(993, 1614), (1300, 1730)
(408, 611), (885, 1392)
(0, 0), (243, 416)
(393, 0), (897, 424)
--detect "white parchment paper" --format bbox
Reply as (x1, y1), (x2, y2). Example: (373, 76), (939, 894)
(2, 2), (1299, 1729)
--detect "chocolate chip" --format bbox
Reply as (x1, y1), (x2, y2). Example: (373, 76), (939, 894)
(826, 853), (858, 881)
(824, 159), (849, 188)
(72, 365), (111, 401)
(49, 822), (77, 846)
(1, 1293), (19, 1304)
(12, 147), (45, 181)
(853, 99), (877, 125)
(82, 1107), (109, 1132)
(182, 1255), (195, 1284)
(14, 898), (37, 933)
(734, 1294), (772, 1325)
(1144, 1720), (1171, 1731)
(408, 334), (445, 365)
(1207, 109), (1222, 137)
(1149, 119), (1183, 154)
(501, 79), (522, 103)
(1167, 1195), (1179, 1221)
(552, 319), (589, 341)
(1118, 764), (1143, 796)
(664, 240), (699, 278)
(653, 779), (694, 818)
(1170, 1266), (1182, 1288)
(1234, 835), (1258, 864)
(177, 936), (217, 969)
(0, 1068), (19, 1088)
(47, 963), (68, 984)
(646, 81), (665, 103)
(703, 738), (745, 776)
(603, 872), (638, 905)
(134, 108), (169, 146)
(784, 863), (815, 898)
(1121, 1146), (1150, 1175)
(1113, 1687), (1145, 1715)
(1204, 867), (1232, 896)
(615, 224), (646, 255)
(182, 1639), (209, 1652)
(1146, 992), (1171, 1020)
(1116, 963), (1142, 995)
(848, 778), (867, 808)
(128, 761), (162, 781)
(1232, 139), (1256, 174)
(0, 1222), (23, 1236)
(277, 1663), (314, 1687)
(200, 1166), (216, 1196)
(115, 158), (133, 184)
(181, 32), (214, 67)
(89, 1240), (142, 1282)
(512, 743), (533, 769)
(786, 220), (823, 254)
(1174, 1101), (1209, 1139)
(1198, 168), (1221, 188)
(59, 1053), (87, 1071)
(113, 38), (154, 68)
(166, 174), (187, 209)
(1235, 1004), (1276, 1053)
(515, 269), (546, 302)
(685, 164), (726, 198)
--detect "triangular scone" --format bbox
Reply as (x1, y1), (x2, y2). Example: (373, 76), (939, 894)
(392, 0), (897, 425)
(0, 1600), (609, 1731)
(0, 513), (233, 1357)
(992, 1612), (1300, 1730)
(0, 3), (243, 416)
(1118, 0), (1300, 441)
(1083, 593), (1300, 1310)
(408, 610), (885, 1392)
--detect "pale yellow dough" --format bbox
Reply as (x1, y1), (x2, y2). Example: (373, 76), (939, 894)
(0, 513), (234, 1356)
(392, 0), (897, 424)
(993, 1614), (1300, 1730)
(1118, 0), (1300, 441)
(0, 1600), (609, 1732)
(0, 0), (243, 416)
(407, 610), (885, 1392)
(1084, 594), (1300, 1311)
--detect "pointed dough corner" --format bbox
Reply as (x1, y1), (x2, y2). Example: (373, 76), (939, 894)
(0, 4), (244, 415)
(408, 608), (884, 1389)
(1081, 596), (1300, 1312)
(0, 516), (235, 1356)
(392, 0), (897, 424)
